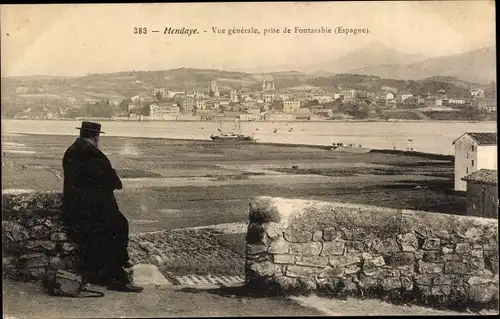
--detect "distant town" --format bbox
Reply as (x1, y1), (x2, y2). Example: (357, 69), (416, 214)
(1, 70), (496, 122)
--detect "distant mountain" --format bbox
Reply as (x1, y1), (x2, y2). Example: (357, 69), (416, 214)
(350, 46), (496, 84)
(299, 41), (429, 74)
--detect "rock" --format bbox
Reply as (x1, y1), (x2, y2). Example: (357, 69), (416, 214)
(397, 265), (415, 277)
(358, 273), (379, 288)
(344, 265), (361, 275)
(320, 241), (345, 256)
(29, 225), (52, 240)
(50, 232), (68, 242)
(432, 274), (453, 285)
(268, 238), (290, 254)
(380, 267), (400, 277)
(467, 275), (496, 286)
(272, 254), (295, 264)
(131, 264), (171, 286)
(19, 253), (49, 268)
(397, 233), (418, 252)
(246, 244), (267, 255)
(62, 243), (76, 253)
(471, 249), (483, 258)
(328, 255), (361, 268)
(372, 238), (400, 253)
(365, 256), (385, 267)
(323, 228), (342, 241)
(435, 230), (450, 240)
(414, 250), (424, 260)
(464, 227), (483, 240)
(290, 242), (322, 256)
(295, 256), (328, 268)
(401, 276), (413, 290)
(262, 222), (282, 239)
(286, 265), (322, 278)
(312, 231), (323, 242)
(441, 246), (454, 254)
(468, 258), (485, 271)
(455, 243), (471, 254)
(284, 227), (312, 243)
(486, 255), (499, 273)
(381, 277), (401, 290)
(468, 284), (498, 303)
(422, 251), (442, 263)
(418, 261), (443, 274)
(341, 227), (367, 241)
(24, 240), (57, 252)
(2, 221), (30, 241)
(431, 285), (451, 296)
(318, 266), (345, 278)
(250, 261), (275, 276)
(384, 252), (415, 267)
(345, 241), (367, 254)
(422, 238), (440, 250)
(297, 277), (317, 292)
(444, 262), (467, 275)
(414, 275), (433, 286)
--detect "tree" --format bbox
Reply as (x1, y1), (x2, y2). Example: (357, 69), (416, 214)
(463, 105), (487, 121)
(347, 103), (370, 119)
(156, 91), (163, 101)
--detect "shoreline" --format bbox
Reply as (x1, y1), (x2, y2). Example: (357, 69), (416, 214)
(3, 131), (455, 160)
(2, 118), (497, 124)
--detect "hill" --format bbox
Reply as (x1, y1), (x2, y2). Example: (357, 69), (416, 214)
(350, 46), (496, 84)
(300, 41), (429, 74)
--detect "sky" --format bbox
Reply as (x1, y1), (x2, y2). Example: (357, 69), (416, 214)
(0, 1), (496, 77)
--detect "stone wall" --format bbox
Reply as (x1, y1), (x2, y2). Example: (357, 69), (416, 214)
(2, 191), (78, 281)
(246, 196), (499, 310)
(2, 191), (177, 282)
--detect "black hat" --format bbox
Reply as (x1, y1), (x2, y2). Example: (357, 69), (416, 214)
(75, 121), (105, 134)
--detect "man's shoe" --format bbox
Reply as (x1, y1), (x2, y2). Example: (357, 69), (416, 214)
(107, 282), (144, 293)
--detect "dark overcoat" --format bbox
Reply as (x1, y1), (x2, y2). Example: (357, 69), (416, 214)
(62, 138), (123, 230)
(61, 138), (129, 273)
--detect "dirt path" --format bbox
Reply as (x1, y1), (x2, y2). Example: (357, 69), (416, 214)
(5, 279), (492, 318)
(2, 280), (322, 318)
(290, 295), (496, 316)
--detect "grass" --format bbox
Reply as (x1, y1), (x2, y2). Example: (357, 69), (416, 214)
(117, 169), (163, 178)
(129, 229), (246, 277)
(271, 165), (452, 178)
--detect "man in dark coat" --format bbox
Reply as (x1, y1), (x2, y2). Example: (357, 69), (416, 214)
(62, 121), (143, 292)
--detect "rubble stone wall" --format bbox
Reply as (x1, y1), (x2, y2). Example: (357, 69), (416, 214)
(2, 191), (77, 281)
(246, 196), (499, 310)
(1, 191), (192, 283)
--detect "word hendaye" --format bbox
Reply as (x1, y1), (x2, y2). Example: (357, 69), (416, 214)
(164, 27), (199, 36)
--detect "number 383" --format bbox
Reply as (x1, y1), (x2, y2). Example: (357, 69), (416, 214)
(134, 27), (147, 34)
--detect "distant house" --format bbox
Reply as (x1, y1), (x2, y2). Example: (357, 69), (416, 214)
(181, 97), (194, 113)
(461, 169), (498, 218)
(448, 98), (466, 105)
(385, 92), (395, 100)
(452, 132), (497, 191)
(474, 99), (497, 112)
(283, 100), (301, 113)
(341, 89), (356, 101)
(470, 89), (485, 97)
(395, 94), (413, 104)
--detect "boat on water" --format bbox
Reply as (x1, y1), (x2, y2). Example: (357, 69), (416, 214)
(210, 120), (257, 143)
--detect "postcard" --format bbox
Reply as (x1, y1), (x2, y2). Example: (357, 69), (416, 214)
(1, 2), (497, 318)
